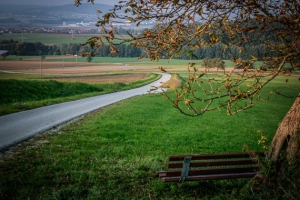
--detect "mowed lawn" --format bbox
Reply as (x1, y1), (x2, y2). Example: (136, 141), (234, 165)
(0, 74), (299, 199)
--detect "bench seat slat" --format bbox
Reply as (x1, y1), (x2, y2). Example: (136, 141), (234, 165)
(168, 158), (257, 168)
(161, 172), (258, 182)
(164, 166), (260, 177)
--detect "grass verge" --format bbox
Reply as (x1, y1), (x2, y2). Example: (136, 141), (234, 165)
(0, 76), (299, 199)
(0, 73), (160, 116)
(161, 73), (182, 89)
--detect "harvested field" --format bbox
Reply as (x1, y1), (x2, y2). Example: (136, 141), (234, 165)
(1, 60), (295, 84)
(0, 61), (158, 74)
(0, 60), (159, 83)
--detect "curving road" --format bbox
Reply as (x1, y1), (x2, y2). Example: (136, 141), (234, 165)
(0, 73), (171, 151)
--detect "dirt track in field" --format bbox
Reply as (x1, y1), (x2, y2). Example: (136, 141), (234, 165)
(0, 60), (160, 83)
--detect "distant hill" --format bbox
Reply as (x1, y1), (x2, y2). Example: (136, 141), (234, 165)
(0, 3), (114, 25)
(0, 5), (44, 14)
(0, 3), (113, 16)
(47, 3), (113, 15)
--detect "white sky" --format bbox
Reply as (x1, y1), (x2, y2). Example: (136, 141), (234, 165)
(0, 0), (120, 6)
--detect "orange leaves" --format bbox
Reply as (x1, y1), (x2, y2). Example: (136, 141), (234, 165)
(254, 14), (264, 20)
(95, 42), (102, 48)
(196, 73), (205, 79)
(110, 49), (120, 54)
(235, 59), (242, 66)
(198, 8), (204, 15)
(189, 62), (196, 67)
(82, 52), (94, 57)
(159, 67), (167, 72)
(243, 26), (258, 33)
(184, 98), (194, 105)
(127, 17), (134, 22)
(170, 38), (176, 43)
(108, 31), (114, 40)
(209, 34), (219, 43)
(196, 25), (202, 31)
(149, 86), (158, 91)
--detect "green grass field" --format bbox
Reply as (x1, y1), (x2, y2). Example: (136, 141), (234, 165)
(1, 55), (237, 69)
(0, 33), (99, 46)
(0, 74), (299, 199)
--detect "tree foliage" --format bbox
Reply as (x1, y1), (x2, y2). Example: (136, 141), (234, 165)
(78, 0), (299, 117)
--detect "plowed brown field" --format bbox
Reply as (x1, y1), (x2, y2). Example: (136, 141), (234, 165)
(0, 60), (158, 83)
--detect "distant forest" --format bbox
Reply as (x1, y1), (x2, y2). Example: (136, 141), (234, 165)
(0, 39), (141, 58)
(0, 38), (270, 60)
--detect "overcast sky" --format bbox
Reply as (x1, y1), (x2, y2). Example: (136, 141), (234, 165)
(0, 0), (120, 6)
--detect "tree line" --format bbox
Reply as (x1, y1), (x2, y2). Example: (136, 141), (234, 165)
(0, 38), (272, 60)
(0, 39), (141, 58)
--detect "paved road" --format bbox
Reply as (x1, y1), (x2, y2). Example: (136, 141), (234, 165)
(0, 73), (171, 151)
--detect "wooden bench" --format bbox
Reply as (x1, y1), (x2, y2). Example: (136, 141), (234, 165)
(156, 152), (264, 183)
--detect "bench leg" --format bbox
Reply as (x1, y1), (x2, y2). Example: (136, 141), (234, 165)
(180, 156), (192, 183)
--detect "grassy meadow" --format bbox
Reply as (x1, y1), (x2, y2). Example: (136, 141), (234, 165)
(0, 32), (299, 199)
(0, 72), (299, 199)
(0, 33), (99, 46)
(1, 55), (216, 68)
(1, 55), (238, 71)
(47, 57), (207, 67)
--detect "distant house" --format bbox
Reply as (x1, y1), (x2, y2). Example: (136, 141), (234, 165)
(0, 50), (9, 59)
(0, 50), (9, 55)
